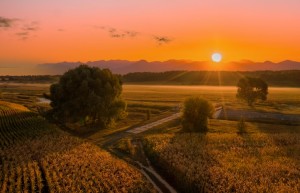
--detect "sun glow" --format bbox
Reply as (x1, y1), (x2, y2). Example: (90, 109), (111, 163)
(212, 53), (222, 63)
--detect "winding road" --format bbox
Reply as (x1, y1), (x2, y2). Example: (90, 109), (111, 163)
(127, 106), (224, 134)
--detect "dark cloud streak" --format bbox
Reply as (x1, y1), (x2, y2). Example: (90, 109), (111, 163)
(94, 25), (174, 45)
(0, 17), (18, 28)
(153, 36), (173, 45)
(19, 21), (39, 40)
(0, 16), (39, 40)
(95, 25), (139, 39)
(15, 32), (29, 40)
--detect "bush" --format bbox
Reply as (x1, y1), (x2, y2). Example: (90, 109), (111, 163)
(182, 97), (214, 133)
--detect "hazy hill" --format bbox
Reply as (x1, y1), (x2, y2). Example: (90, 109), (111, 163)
(36, 60), (300, 75)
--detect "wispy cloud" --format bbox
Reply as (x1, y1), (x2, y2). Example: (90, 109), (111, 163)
(95, 25), (139, 39)
(124, 30), (139, 38)
(0, 17), (18, 28)
(94, 25), (174, 46)
(17, 21), (39, 40)
(15, 32), (29, 40)
(153, 36), (173, 45)
(0, 16), (39, 40)
(22, 22), (39, 31)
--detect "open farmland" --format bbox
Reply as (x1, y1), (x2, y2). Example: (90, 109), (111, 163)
(143, 120), (300, 193)
(1, 83), (300, 192)
(0, 101), (155, 193)
(123, 85), (300, 114)
(1, 84), (300, 114)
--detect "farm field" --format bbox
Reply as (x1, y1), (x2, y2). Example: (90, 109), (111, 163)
(142, 119), (300, 193)
(1, 83), (300, 140)
(1, 83), (300, 114)
(1, 83), (300, 192)
(0, 101), (155, 193)
(122, 85), (300, 114)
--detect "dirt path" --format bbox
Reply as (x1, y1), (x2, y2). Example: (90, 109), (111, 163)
(100, 106), (224, 193)
(126, 113), (181, 134)
(101, 110), (186, 192)
(103, 137), (177, 193)
(127, 106), (223, 134)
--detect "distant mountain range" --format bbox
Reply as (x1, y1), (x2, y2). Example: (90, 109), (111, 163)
(36, 60), (300, 75)
(1, 60), (300, 75)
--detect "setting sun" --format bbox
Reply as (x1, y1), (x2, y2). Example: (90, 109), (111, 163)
(212, 53), (222, 63)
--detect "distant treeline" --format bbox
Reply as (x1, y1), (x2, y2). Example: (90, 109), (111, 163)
(122, 70), (300, 87)
(0, 75), (60, 83)
(1, 71), (300, 87)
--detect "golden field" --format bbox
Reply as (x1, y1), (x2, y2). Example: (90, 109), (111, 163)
(143, 120), (300, 193)
(1, 84), (300, 192)
(0, 101), (155, 193)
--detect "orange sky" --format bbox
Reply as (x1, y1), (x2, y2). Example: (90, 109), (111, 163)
(1, 0), (300, 63)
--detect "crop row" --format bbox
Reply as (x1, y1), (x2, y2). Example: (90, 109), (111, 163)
(143, 133), (300, 193)
(0, 107), (50, 148)
(0, 101), (155, 192)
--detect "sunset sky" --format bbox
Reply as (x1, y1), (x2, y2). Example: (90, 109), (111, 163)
(1, 0), (300, 63)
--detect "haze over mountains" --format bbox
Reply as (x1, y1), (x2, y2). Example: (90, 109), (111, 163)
(1, 60), (300, 75)
(36, 60), (300, 75)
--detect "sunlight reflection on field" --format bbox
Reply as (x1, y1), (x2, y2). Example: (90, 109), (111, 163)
(123, 85), (300, 114)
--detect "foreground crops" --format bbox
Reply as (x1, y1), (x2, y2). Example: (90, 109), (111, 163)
(144, 132), (300, 193)
(0, 101), (154, 193)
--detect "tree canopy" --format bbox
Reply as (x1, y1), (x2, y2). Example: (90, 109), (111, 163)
(182, 97), (214, 133)
(47, 65), (126, 127)
(236, 77), (268, 106)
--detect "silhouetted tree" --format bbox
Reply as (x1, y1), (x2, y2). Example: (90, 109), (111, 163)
(236, 77), (268, 106)
(182, 97), (214, 133)
(47, 65), (126, 128)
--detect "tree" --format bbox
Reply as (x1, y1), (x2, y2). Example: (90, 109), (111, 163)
(236, 77), (268, 106)
(182, 97), (214, 133)
(46, 65), (126, 127)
